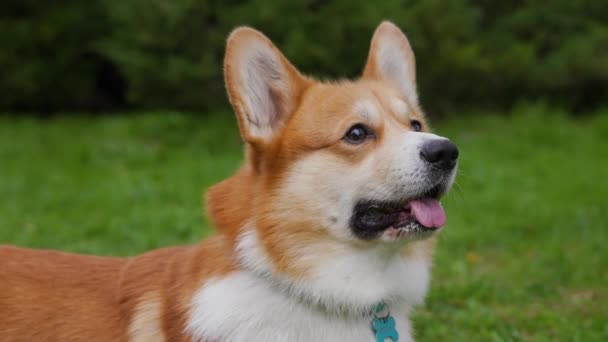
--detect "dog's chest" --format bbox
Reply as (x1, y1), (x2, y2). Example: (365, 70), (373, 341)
(185, 272), (413, 342)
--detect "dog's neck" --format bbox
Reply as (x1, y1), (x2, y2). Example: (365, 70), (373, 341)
(206, 164), (434, 316)
(234, 226), (432, 317)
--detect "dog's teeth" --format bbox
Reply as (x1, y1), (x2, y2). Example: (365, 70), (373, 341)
(397, 221), (426, 234)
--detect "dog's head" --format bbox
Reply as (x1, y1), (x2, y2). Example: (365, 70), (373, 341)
(209, 21), (457, 274)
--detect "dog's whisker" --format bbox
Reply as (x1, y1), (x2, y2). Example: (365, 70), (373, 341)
(450, 182), (466, 203)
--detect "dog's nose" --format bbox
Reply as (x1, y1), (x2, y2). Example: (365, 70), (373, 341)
(420, 139), (459, 170)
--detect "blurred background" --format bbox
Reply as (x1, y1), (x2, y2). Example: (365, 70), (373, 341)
(2, 0), (607, 114)
(1, 1), (607, 340)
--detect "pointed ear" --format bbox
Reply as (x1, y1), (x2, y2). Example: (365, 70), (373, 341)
(224, 27), (308, 145)
(363, 21), (419, 108)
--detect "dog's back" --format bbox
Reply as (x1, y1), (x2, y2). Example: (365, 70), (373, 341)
(0, 240), (231, 341)
(0, 246), (127, 341)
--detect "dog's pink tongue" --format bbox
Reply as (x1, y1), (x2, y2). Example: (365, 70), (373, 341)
(410, 198), (446, 228)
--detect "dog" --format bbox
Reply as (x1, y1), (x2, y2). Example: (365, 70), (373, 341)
(0, 21), (458, 341)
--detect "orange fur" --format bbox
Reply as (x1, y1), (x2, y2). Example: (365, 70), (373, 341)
(0, 237), (235, 341)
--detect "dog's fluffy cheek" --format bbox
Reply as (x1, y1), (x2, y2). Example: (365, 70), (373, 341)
(275, 152), (373, 241)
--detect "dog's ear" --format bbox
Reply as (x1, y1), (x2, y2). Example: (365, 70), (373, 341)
(224, 27), (309, 145)
(363, 21), (419, 109)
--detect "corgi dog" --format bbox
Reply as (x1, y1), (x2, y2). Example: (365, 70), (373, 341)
(0, 21), (458, 341)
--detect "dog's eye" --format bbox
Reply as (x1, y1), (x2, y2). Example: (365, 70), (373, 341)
(344, 124), (373, 144)
(411, 120), (422, 132)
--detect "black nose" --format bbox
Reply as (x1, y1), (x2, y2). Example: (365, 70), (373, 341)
(420, 139), (459, 170)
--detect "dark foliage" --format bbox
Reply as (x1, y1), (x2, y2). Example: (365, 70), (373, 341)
(1, 0), (606, 114)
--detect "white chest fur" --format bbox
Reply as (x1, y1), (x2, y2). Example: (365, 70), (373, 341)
(186, 230), (430, 341)
(186, 272), (413, 342)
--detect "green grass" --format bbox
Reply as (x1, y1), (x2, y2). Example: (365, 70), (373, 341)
(1, 107), (607, 340)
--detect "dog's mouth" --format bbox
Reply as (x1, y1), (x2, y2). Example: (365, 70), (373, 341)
(351, 184), (447, 240)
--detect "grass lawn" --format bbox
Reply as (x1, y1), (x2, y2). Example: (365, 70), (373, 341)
(1, 107), (607, 341)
